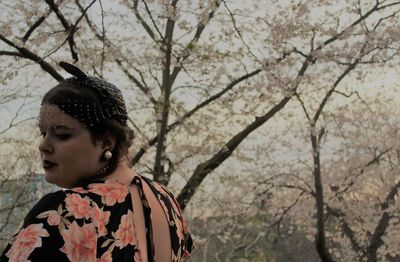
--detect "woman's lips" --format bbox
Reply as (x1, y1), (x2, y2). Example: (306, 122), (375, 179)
(43, 160), (57, 169)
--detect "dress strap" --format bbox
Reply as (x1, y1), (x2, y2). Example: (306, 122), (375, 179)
(132, 176), (155, 262)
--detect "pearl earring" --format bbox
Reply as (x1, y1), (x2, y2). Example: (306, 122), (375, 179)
(104, 150), (112, 160)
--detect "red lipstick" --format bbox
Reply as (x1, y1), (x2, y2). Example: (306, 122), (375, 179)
(43, 160), (57, 169)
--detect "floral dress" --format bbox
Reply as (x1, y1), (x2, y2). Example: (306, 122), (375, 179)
(0, 176), (193, 262)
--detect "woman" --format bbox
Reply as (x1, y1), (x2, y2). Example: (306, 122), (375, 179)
(0, 62), (193, 262)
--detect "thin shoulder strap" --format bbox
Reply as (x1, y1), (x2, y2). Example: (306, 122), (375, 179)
(136, 176), (173, 262)
(131, 176), (155, 262)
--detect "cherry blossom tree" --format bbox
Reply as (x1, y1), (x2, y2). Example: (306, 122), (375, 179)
(1, 0), (400, 260)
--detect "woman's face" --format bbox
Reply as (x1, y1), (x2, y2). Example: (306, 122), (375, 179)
(38, 104), (105, 188)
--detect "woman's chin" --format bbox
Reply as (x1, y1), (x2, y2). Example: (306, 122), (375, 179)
(44, 173), (56, 184)
(44, 172), (62, 187)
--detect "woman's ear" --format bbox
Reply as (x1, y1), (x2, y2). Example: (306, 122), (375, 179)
(99, 132), (117, 150)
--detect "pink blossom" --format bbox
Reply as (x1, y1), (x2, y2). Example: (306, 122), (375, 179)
(37, 210), (61, 226)
(60, 221), (97, 262)
(6, 223), (49, 261)
(71, 187), (87, 193)
(114, 210), (136, 248)
(92, 206), (111, 236)
(65, 193), (92, 219)
(47, 210), (61, 226)
(88, 180), (129, 206)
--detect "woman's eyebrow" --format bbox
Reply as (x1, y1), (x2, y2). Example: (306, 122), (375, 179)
(38, 125), (75, 131)
(51, 125), (75, 131)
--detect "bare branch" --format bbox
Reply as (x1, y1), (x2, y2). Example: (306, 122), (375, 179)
(115, 59), (157, 105)
(170, 0), (223, 85)
(130, 68), (262, 166)
(99, 0), (106, 75)
(313, 41), (367, 123)
(141, 0), (165, 42)
(0, 51), (24, 58)
(315, 1), (400, 52)
(269, 191), (307, 234)
(45, 0), (79, 61)
(255, 172), (315, 196)
(44, 0), (97, 61)
(221, 0), (259, 63)
(22, 11), (51, 43)
(0, 34), (63, 81)
(131, 0), (159, 43)
(0, 183), (31, 233)
(294, 92), (311, 121)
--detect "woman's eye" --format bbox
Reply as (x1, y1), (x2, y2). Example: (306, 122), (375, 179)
(56, 134), (71, 140)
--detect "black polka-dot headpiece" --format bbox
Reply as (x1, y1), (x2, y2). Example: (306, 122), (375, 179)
(47, 62), (128, 127)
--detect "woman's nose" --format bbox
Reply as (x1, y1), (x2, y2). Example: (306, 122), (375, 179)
(38, 134), (53, 154)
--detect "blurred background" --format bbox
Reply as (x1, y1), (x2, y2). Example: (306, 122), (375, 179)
(1, 0), (400, 261)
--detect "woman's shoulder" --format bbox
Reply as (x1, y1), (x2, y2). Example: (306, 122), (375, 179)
(139, 175), (174, 195)
(24, 184), (105, 226)
(25, 186), (94, 213)
(23, 190), (66, 225)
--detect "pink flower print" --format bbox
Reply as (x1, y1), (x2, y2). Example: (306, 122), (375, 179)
(114, 210), (136, 248)
(47, 211), (61, 226)
(92, 206), (110, 237)
(6, 223), (49, 262)
(98, 251), (112, 262)
(65, 193), (92, 219)
(37, 210), (61, 226)
(60, 221), (97, 262)
(71, 187), (87, 193)
(88, 180), (129, 206)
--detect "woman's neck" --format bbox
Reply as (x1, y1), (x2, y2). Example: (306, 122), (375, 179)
(103, 160), (138, 184)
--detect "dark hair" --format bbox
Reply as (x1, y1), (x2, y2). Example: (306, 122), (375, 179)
(41, 82), (135, 175)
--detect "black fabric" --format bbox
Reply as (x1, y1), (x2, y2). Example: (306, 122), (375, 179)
(0, 176), (193, 262)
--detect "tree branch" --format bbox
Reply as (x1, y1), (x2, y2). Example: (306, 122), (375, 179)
(152, 0), (179, 183)
(115, 58), (157, 105)
(130, 68), (262, 166)
(177, 94), (292, 209)
(45, 0), (79, 61)
(363, 180), (400, 261)
(131, 0), (159, 43)
(0, 51), (25, 58)
(22, 11), (51, 43)
(315, 1), (400, 53)
(325, 205), (363, 254)
(175, 47), (314, 209)
(310, 124), (334, 262)
(0, 34), (63, 81)
(170, 0), (222, 85)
